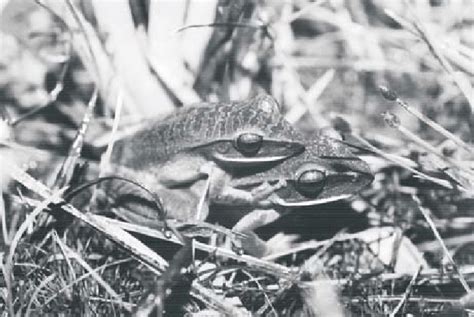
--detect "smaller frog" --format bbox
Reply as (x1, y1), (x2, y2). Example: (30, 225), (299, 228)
(210, 135), (373, 227)
(212, 136), (374, 256)
(235, 135), (373, 208)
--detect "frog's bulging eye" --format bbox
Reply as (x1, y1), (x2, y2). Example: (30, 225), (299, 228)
(234, 133), (263, 156)
(296, 169), (326, 197)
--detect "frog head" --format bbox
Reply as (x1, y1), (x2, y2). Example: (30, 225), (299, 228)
(191, 95), (305, 169)
(231, 136), (374, 208)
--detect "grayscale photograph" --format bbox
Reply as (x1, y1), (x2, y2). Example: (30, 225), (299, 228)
(0, 0), (473, 315)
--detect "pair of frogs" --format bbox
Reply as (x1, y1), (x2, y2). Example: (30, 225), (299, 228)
(100, 95), (373, 235)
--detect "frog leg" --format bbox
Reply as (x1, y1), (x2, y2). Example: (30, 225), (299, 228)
(157, 154), (209, 187)
(202, 163), (288, 207)
(212, 178), (288, 208)
(230, 209), (281, 257)
(248, 179), (287, 205)
(198, 162), (256, 205)
(233, 208), (281, 232)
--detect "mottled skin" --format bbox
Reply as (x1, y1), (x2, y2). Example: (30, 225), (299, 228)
(102, 95), (306, 224)
(111, 95), (304, 172)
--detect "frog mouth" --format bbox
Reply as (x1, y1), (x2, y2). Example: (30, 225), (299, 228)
(273, 194), (352, 208)
(212, 153), (291, 165)
(210, 140), (305, 167)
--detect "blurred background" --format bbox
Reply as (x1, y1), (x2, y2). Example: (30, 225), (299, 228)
(1, 0), (472, 143)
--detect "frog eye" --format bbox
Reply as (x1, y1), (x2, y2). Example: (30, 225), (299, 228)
(296, 169), (326, 197)
(234, 133), (263, 156)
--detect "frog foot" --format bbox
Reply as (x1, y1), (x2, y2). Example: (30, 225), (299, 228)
(250, 179), (287, 204)
(212, 187), (256, 205)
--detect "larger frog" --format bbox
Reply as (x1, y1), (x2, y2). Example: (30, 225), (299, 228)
(111, 95), (303, 171)
(99, 95), (306, 223)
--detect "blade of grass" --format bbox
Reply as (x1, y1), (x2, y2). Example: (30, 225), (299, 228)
(42, 258), (131, 309)
(55, 242), (127, 311)
(0, 252), (14, 317)
(4, 188), (65, 317)
(51, 231), (76, 283)
(91, 0), (176, 116)
(99, 90), (123, 177)
(54, 87), (98, 189)
(411, 194), (471, 294)
(195, 174), (211, 222)
(5, 161), (169, 273)
(25, 273), (56, 317)
(242, 270), (277, 316)
(389, 265), (422, 317)
(1, 177), (9, 245)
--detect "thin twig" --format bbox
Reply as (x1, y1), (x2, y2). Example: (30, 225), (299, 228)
(380, 86), (473, 155)
(54, 87), (99, 189)
(389, 265), (422, 317)
(350, 133), (454, 189)
(99, 91), (123, 176)
(177, 22), (265, 33)
(381, 111), (474, 178)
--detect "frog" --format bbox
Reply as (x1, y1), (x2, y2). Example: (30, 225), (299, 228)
(97, 94), (306, 224)
(5, 95), (305, 235)
(110, 94), (304, 171)
(208, 135), (374, 256)
(235, 135), (373, 207)
(209, 135), (374, 230)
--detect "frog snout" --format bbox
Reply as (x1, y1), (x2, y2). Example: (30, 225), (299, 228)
(328, 159), (373, 187)
(345, 171), (370, 182)
(258, 140), (305, 160)
(333, 170), (373, 187)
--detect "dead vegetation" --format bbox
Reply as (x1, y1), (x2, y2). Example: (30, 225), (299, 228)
(0, 0), (473, 316)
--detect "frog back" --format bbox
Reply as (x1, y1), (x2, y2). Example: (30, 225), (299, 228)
(111, 95), (299, 170)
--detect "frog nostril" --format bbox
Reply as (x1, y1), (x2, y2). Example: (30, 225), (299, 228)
(331, 163), (352, 173)
(215, 142), (231, 154)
